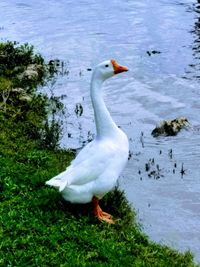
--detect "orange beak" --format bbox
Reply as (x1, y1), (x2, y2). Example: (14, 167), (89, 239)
(111, 59), (129, 74)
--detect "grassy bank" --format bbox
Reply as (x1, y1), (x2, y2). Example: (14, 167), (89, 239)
(0, 42), (198, 266)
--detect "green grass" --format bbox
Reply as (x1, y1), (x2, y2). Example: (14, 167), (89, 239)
(0, 134), (199, 267)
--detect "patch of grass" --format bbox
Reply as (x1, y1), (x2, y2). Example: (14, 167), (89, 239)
(0, 142), (198, 266)
(0, 41), (199, 266)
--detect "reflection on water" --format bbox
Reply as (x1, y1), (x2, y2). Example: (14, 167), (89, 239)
(187, 1), (200, 79)
(194, 2), (200, 61)
(0, 0), (200, 262)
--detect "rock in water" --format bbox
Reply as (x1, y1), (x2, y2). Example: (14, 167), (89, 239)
(151, 117), (189, 137)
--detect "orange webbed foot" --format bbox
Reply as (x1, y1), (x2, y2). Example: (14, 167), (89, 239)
(92, 196), (115, 224)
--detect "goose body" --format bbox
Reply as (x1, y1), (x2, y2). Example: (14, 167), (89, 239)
(46, 59), (129, 223)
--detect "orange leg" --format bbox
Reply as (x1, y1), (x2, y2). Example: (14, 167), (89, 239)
(92, 196), (114, 224)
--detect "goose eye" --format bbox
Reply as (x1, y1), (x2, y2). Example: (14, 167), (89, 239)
(105, 64), (109, 68)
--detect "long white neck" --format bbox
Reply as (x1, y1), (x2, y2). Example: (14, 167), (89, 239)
(90, 76), (119, 138)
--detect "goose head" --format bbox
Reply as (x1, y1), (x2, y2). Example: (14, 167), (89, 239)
(92, 59), (128, 82)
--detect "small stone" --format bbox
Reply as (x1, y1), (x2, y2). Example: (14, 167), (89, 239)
(151, 117), (189, 137)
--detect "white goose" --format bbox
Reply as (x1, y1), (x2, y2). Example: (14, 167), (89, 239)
(46, 59), (129, 223)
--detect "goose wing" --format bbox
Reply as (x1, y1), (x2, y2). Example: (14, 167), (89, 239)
(46, 139), (117, 191)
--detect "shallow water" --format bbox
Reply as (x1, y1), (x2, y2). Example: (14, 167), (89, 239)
(1, 0), (200, 261)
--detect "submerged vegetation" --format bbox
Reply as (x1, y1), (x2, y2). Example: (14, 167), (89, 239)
(0, 41), (199, 266)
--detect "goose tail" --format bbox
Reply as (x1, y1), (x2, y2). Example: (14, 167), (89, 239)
(45, 171), (69, 191)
